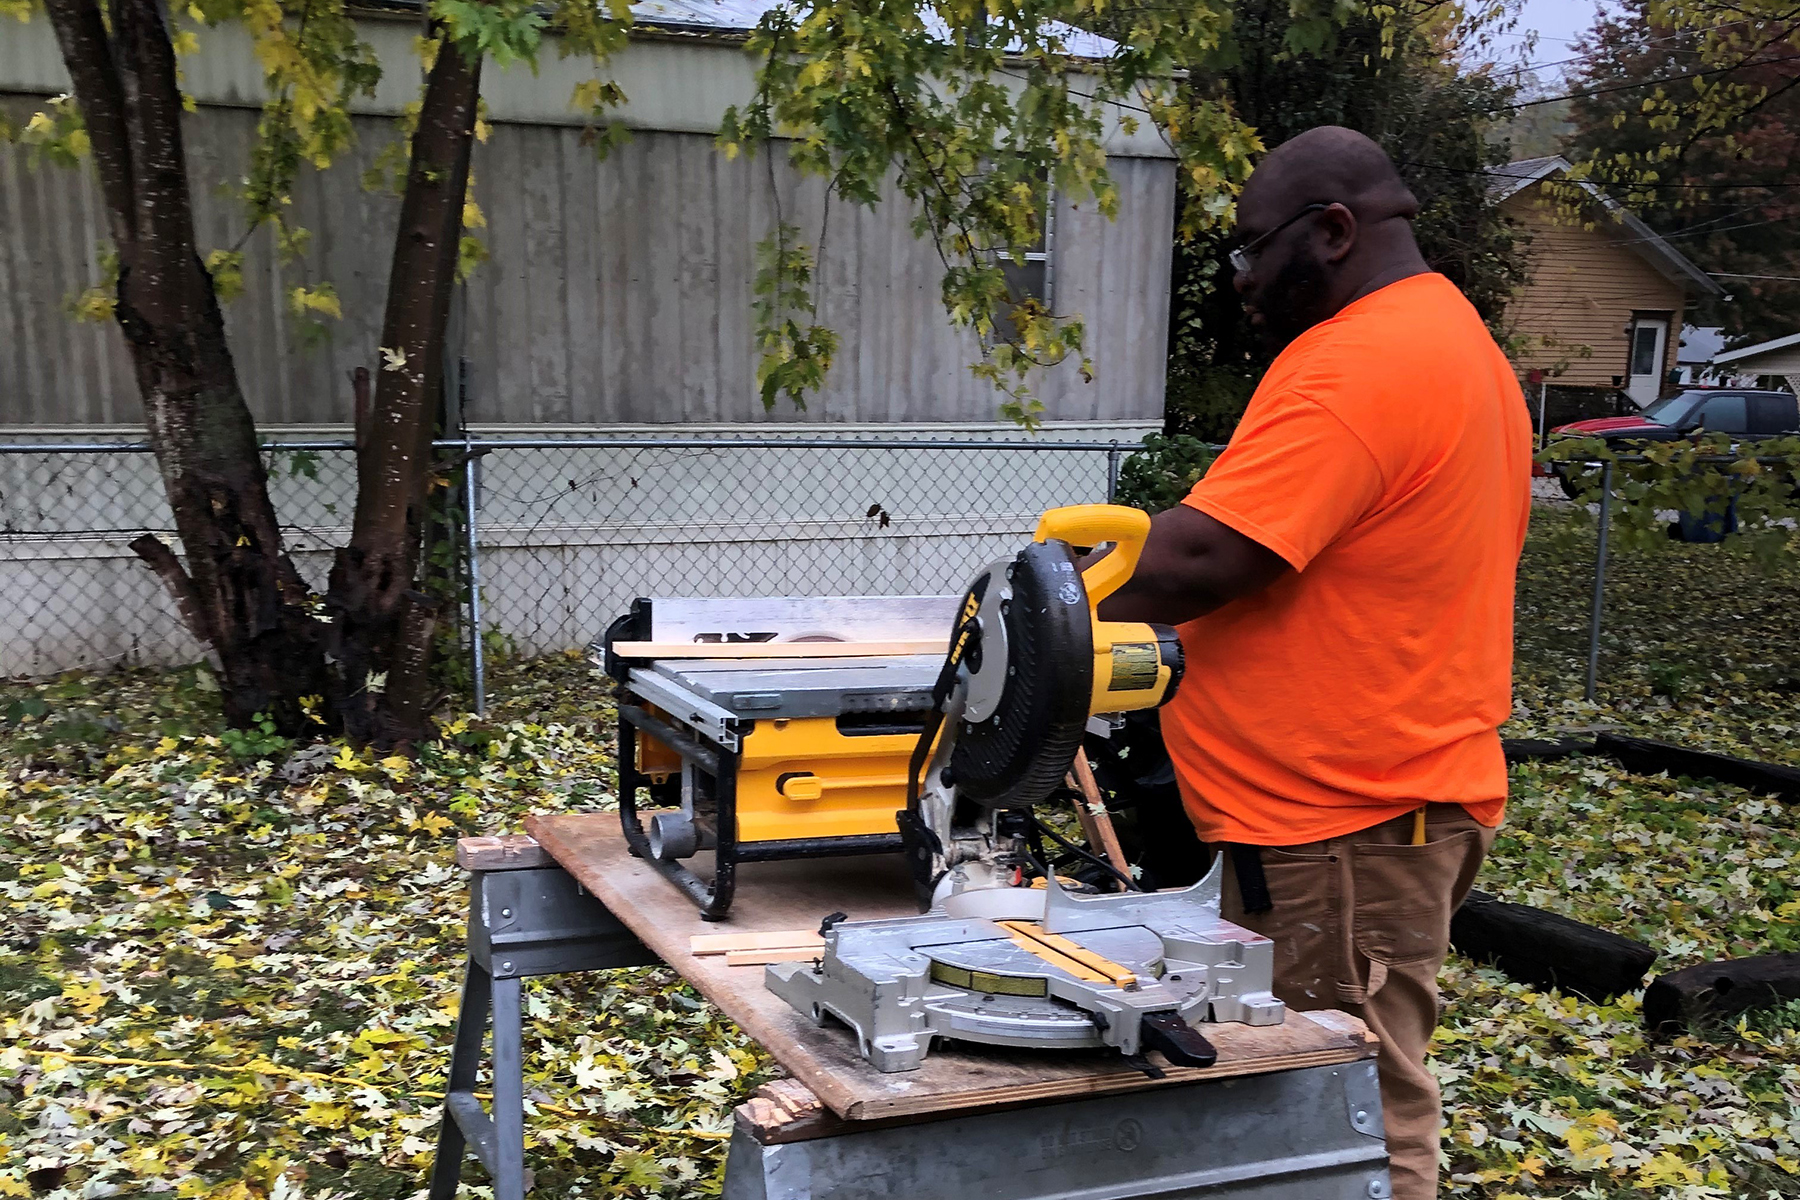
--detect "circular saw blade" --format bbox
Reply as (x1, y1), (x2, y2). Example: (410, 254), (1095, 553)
(948, 539), (1093, 809)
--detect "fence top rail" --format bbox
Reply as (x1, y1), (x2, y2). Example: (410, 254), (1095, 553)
(0, 436), (1143, 455)
(444, 437), (1134, 452)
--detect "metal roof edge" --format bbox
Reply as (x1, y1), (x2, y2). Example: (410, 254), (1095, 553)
(1713, 330), (1800, 365)
(1498, 157), (1724, 298)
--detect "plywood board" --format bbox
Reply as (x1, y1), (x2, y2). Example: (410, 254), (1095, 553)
(526, 813), (1378, 1122)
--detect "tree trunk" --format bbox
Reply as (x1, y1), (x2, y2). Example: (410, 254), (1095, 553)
(325, 38), (483, 748)
(43, 0), (328, 731)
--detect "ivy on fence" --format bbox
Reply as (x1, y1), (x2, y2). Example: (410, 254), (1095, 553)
(1539, 435), (1800, 566)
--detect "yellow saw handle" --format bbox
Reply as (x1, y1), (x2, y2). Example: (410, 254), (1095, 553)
(1034, 504), (1151, 611)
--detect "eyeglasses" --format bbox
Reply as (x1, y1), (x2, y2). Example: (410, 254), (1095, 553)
(1228, 202), (1332, 275)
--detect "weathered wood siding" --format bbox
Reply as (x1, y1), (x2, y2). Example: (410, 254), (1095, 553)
(1501, 182), (1685, 390)
(1, 96), (1174, 426)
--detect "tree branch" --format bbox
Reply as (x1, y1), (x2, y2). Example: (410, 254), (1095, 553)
(128, 533), (216, 648)
(41, 0), (137, 253)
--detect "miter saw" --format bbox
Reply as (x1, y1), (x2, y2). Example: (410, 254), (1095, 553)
(767, 504), (1285, 1072)
(896, 504), (1186, 906)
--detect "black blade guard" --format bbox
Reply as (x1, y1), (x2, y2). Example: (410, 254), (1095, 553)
(949, 540), (1094, 809)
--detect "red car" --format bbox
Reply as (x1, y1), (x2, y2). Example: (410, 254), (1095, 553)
(1546, 388), (1800, 505)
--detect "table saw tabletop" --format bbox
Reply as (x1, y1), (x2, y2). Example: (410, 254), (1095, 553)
(524, 812), (1378, 1122)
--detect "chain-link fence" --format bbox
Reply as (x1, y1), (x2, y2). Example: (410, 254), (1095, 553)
(0, 436), (1129, 705)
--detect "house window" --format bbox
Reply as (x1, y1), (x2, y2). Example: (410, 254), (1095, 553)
(996, 183), (1053, 338)
(1630, 324), (1661, 378)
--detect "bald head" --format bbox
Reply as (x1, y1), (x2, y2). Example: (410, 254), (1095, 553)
(1230, 126), (1431, 352)
(1239, 126), (1419, 226)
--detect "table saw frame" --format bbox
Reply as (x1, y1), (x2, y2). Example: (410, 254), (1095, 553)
(605, 595), (958, 920)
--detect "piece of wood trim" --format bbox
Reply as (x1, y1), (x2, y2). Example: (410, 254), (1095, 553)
(725, 946), (826, 966)
(1068, 750), (1130, 891)
(455, 834), (552, 871)
(736, 1079), (835, 1143)
(611, 639), (945, 660)
(691, 930), (826, 955)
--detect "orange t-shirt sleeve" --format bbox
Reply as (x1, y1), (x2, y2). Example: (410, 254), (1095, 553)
(1181, 393), (1386, 571)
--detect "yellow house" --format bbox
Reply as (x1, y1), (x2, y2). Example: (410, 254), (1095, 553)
(1495, 156), (1724, 407)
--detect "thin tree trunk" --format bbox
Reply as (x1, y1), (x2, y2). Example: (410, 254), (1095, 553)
(44, 0), (328, 731)
(326, 38), (483, 747)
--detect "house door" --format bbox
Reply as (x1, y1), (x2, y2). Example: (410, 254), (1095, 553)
(1625, 315), (1670, 407)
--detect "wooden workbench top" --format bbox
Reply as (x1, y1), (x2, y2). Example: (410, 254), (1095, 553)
(524, 812), (1377, 1122)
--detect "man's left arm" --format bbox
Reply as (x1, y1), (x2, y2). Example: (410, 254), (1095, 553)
(1093, 393), (1387, 626)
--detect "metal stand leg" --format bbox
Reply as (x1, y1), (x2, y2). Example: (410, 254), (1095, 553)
(429, 858), (660, 1198)
(428, 959), (492, 1200)
(491, 976), (526, 1200)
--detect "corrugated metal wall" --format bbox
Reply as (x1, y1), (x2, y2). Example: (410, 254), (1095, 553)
(0, 97), (1174, 426)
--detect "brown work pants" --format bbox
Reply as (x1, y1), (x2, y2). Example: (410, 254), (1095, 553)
(1220, 804), (1496, 1200)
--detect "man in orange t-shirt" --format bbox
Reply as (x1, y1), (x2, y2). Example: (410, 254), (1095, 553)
(1098, 127), (1531, 1200)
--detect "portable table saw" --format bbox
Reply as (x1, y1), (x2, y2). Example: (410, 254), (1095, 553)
(601, 593), (957, 918)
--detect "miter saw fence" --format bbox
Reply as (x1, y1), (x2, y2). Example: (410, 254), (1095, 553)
(900, 505), (1186, 907)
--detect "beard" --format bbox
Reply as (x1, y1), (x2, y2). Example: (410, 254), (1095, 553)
(1253, 249), (1332, 354)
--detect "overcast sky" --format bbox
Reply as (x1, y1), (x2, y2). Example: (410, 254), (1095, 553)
(1486, 0), (1612, 84)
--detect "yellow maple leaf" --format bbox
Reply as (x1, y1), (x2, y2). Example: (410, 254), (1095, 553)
(300, 1100), (351, 1126)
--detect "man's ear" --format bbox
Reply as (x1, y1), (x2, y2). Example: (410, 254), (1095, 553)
(1319, 202), (1358, 264)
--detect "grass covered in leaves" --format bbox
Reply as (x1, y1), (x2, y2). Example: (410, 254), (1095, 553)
(2, 505), (1799, 1198)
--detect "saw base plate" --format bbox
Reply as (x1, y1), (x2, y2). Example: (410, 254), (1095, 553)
(766, 858), (1284, 1072)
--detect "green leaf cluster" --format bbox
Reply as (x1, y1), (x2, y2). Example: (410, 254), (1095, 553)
(1112, 432), (1216, 513)
(719, 0), (1271, 421)
(1538, 435), (1800, 567)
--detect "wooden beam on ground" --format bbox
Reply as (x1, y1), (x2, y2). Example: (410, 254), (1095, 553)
(1644, 953), (1800, 1034)
(1595, 733), (1800, 802)
(1451, 889), (1658, 1001)
(1502, 737), (1596, 764)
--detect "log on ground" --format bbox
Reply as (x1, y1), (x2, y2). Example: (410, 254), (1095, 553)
(1594, 733), (1800, 802)
(1451, 889), (1658, 1001)
(1502, 737), (1596, 764)
(1643, 954), (1800, 1034)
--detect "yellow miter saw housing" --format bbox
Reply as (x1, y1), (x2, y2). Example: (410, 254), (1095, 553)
(901, 504), (1183, 904)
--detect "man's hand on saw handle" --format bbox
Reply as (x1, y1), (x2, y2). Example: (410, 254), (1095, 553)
(1085, 505), (1290, 625)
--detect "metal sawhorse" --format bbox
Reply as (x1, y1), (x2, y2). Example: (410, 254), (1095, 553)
(430, 835), (1392, 1200)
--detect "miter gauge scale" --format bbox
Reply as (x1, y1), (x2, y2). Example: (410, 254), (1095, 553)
(767, 505), (1287, 1072)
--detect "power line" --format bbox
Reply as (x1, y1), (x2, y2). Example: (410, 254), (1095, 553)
(1491, 50), (1800, 111)
(1712, 271), (1800, 281)
(1401, 160), (1800, 192)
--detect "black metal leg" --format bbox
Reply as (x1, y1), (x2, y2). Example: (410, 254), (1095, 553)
(429, 958), (493, 1200)
(491, 975), (526, 1200)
